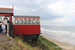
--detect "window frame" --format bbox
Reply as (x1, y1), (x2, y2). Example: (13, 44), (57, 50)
(23, 20), (27, 24)
(28, 20), (32, 24)
(36, 20), (40, 24)
(32, 20), (36, 24)
(14, 20), (19, 24)
(19, 20), (23, 24)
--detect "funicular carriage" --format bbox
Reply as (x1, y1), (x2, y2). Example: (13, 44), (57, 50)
(13, 16), (40, 45)
(0, 7), (41, 46)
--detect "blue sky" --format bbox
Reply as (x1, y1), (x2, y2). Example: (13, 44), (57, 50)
(0, 0), (75, 26)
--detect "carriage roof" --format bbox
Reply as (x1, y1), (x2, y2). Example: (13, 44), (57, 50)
(14, 15), (40, 18)
(0, 8), (13, 15)
(0, 8), (13, 13)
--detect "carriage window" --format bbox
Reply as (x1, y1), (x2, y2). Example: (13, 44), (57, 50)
(19, 20), (23, 24)
(28, 20), (31, 24)
(0, 16), (4, 21)
(15, 20), (19, 24)
(36, 20), (40, 24)
(32, 20), (36, 24)
(24, 20), (27, 24)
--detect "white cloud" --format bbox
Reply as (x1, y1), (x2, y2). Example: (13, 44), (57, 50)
(0, 0), (75, 26)
(41, 16), (75, 26)
(47, 1), (64, 15)
(52, 17), (71, 23)
(14, 7), (21, 11)
(47, 1), (75, 15)
(41, 20), (50, 23)
(0, 5), (12, 8)
(41, 20), (51, 25)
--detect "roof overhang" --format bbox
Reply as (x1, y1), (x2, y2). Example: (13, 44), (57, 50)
(0, 8), (13, 16)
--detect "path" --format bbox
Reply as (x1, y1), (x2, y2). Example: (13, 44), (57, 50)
(0, 35), (20, 50)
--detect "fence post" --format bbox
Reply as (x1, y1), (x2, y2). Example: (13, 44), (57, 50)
(7, 23), (9, 36)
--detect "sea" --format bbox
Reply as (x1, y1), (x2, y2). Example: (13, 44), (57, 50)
(41, 26), (75, 45)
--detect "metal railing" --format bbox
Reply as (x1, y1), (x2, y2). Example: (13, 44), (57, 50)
(9, 21), (13, 36)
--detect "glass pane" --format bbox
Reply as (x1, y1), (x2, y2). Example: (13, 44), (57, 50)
(19, 20), (23, 24)
(32, 20), (36, 24)
(15, 20), (18, 24)
(36, 20), (40, 24)
(28, 20), (31, 24)
(0, 16), (4, 21)
(24, 20), (27, 24)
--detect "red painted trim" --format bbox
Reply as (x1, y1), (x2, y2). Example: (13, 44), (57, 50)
(0, 14), (11, 16)
(37, 18), (40, 20)
(12, 5), (14, 16)
(24, 18), (27, 20)
(15, 18), (18, 19)
(9, 15), (11, 22)
(20, 18), (23, 20)
(0, 14), (12, 22)
(28, 18), (31, 20)
(32, 18), (35, 20)
(14, 17), (40, 20)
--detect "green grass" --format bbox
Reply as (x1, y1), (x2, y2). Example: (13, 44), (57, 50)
(37, 35), (62, 50)
(0, 44), (2, 47)
(14, 35), (62, 50)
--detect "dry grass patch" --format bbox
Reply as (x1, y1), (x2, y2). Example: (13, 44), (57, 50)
(0, 40), (5, 43)
(7, 38), (12, 41)
(14, 37), (39, 50)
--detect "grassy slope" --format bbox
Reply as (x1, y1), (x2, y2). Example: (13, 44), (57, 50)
(37, 35), (62, 50)
(14, 35), (62, 50)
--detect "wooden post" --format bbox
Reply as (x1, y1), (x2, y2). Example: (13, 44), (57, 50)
(7, 23), (9, 36)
